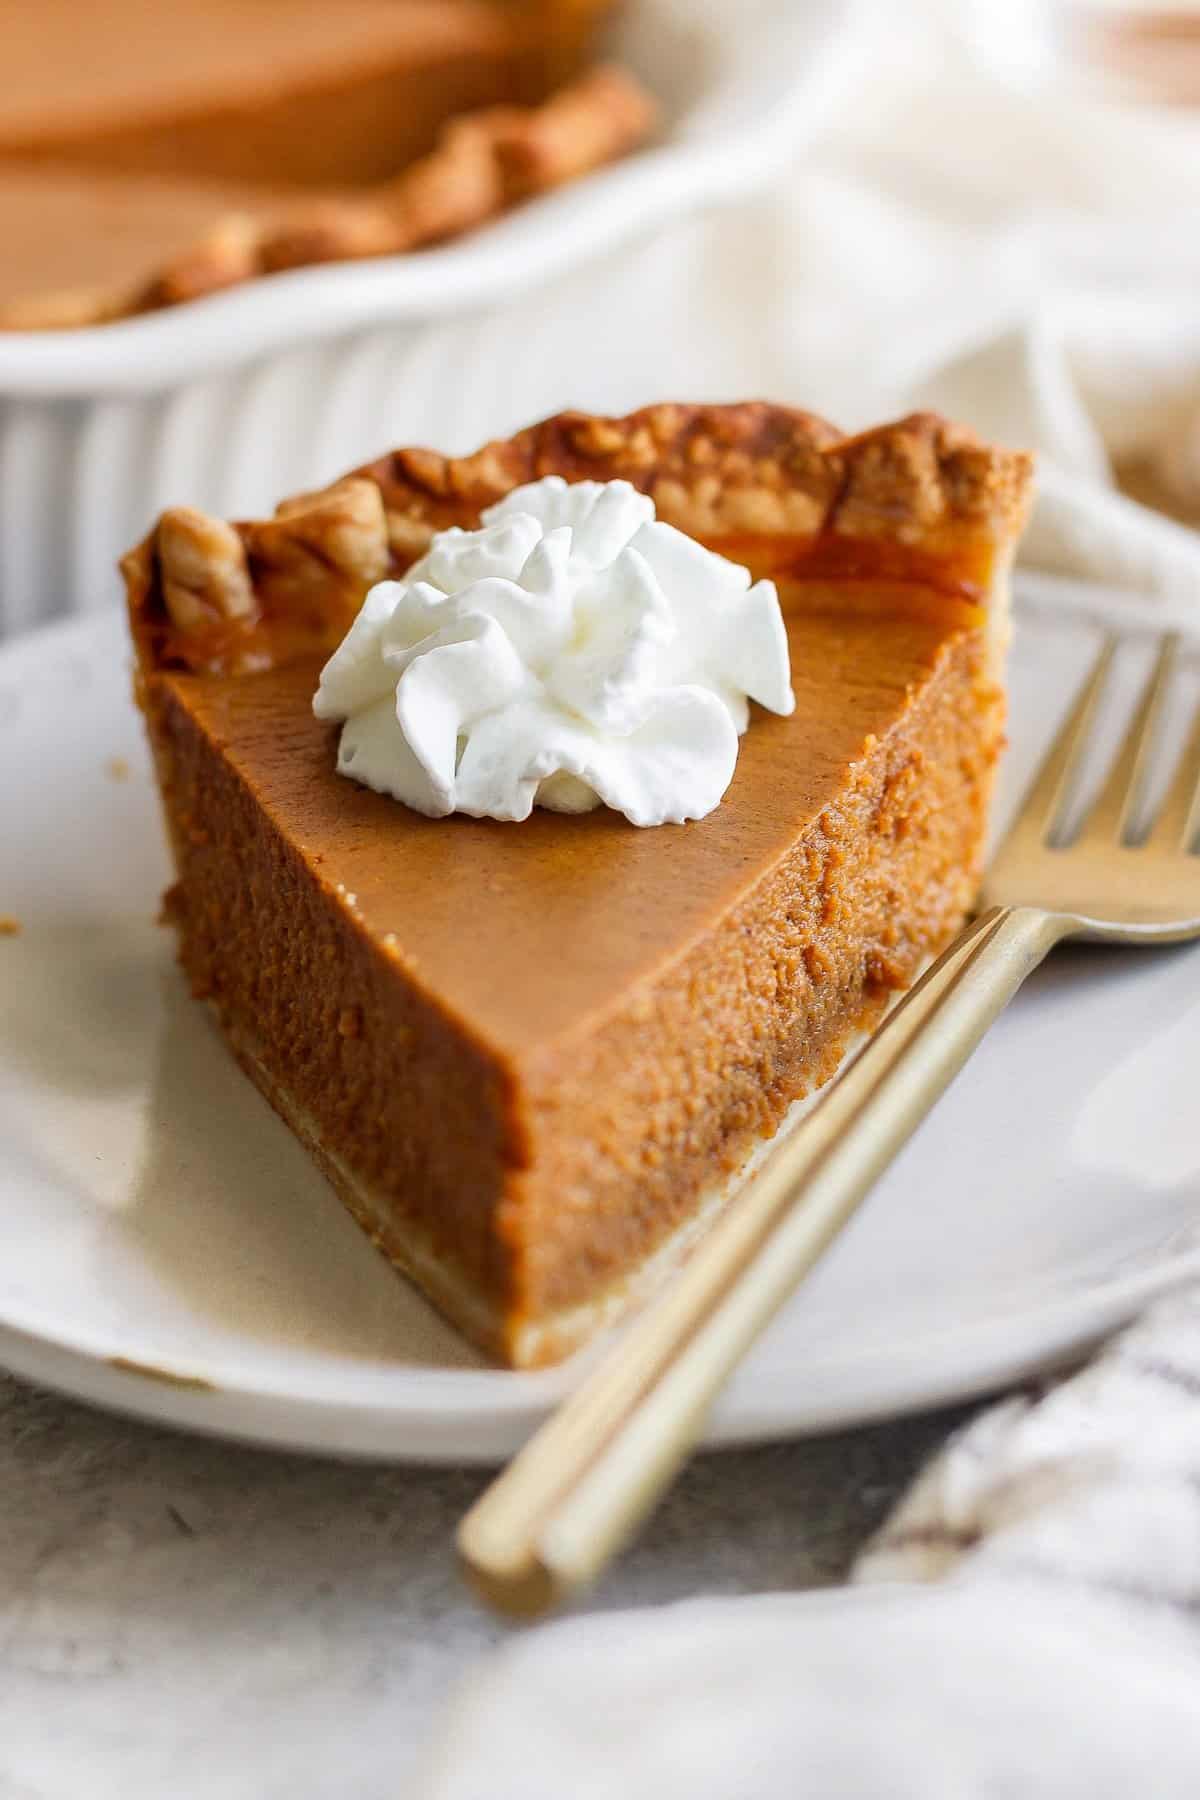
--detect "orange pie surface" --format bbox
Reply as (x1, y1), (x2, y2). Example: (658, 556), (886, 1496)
(122, 404), (1034, 1365)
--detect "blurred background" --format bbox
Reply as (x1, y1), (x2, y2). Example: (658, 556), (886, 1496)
(2, 0), (1200, 632)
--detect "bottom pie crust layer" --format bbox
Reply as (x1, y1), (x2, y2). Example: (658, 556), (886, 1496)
(222, 1014), (767, 1368)
(224, 996), (898, 1369)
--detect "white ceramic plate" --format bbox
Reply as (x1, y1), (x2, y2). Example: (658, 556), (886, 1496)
(2, 582), (1199, 1462)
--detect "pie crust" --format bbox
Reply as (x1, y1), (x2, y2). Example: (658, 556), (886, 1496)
(1, 66), (655, 331)
(125, 403), (1032, 675)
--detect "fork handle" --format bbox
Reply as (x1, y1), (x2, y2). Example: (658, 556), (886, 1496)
(458, 904), (1064, 1617)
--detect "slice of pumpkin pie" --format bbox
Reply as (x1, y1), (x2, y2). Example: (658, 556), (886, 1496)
(121, 403), (1034, 1366)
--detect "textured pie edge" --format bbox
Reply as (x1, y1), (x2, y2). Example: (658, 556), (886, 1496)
(121, 402), (1036, 680)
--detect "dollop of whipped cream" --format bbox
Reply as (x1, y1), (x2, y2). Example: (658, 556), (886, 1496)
(313, 477), (794, 827)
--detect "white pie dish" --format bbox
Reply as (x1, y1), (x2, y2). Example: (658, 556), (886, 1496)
(0, 0), (866, 635)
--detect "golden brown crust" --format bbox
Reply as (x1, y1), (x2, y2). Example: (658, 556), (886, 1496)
(122, 403), (1035, 679)
(3, 66), (656, 331)
(493, 62), (658, 196)
(124, 475), (390, 677)
(368, 404), (1034, 563)
(258, 109), (513, 274)
(0, 285), (128, 332)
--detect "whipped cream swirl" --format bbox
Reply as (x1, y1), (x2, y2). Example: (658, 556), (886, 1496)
(313, 477), (794, 827)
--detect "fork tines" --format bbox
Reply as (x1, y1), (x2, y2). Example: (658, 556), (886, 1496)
(1026, 633), (1200, 853)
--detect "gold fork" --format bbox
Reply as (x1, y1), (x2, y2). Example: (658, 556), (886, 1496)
(459, 631), (1200, 1619)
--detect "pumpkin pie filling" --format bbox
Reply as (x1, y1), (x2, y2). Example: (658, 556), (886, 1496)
(0, 0), (610, 182)
(121, 404), (1034, 1365)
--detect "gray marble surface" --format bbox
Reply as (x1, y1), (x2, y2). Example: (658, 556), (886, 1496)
(0, 1372), (965, 1800)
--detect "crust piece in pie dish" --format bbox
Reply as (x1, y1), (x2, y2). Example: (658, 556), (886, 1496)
(0, 65), (655, 331)
(122, 403), (1034, 1366)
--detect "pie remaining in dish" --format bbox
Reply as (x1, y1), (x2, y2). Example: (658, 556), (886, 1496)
(0, 0), (648, 329)
(122, 404), (1034, 1367)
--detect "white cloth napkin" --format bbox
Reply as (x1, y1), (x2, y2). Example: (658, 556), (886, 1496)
(419, 1296), (1200, 1799)
(407, 7), (1200, 1793)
